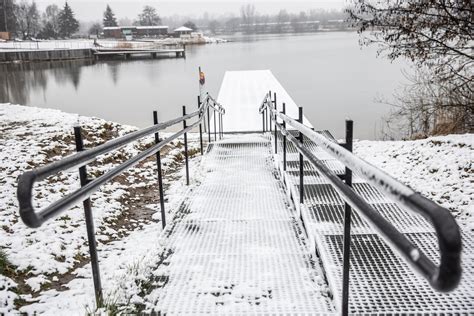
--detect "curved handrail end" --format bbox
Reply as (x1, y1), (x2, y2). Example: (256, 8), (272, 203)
(17, 171), (42, 228)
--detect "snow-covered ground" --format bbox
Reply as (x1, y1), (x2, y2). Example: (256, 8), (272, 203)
(0, 103), (202, 314)
(0, 103), (472, 314)
(0, 38), (227, 52)
(354, 135), (473, 230)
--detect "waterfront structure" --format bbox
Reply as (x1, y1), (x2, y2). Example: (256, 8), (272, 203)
(103, 26), (169, 39)
(174, 26), (193, 37)
(15, 69), (471, 315)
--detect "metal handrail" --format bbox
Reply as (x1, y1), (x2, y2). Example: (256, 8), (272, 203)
(17, 100), (213, 229)
(260, 93), (462, 292)
(205, 94), (226, 115)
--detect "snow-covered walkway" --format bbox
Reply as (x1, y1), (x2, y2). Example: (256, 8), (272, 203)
(145, 135), (335, 314)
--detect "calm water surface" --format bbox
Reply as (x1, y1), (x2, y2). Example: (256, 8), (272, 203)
(0, 32), (410, 139)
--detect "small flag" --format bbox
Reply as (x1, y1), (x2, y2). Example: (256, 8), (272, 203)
(199, 71), (206, 85)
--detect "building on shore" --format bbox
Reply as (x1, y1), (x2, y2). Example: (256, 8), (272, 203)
(103, 26), (169, 39)
(0, 32), (11, 40)
(174, 26), (193, 37)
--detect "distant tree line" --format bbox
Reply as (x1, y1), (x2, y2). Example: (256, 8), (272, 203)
(1, 2), (349, 39)
(235, 4), (349, 34)
(0, 0), (79, 39)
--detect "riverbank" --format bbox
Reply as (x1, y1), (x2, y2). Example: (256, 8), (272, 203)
(0, 104), (472, 313)
(0, 38), (224, 63)
(0, 103), (203, 313)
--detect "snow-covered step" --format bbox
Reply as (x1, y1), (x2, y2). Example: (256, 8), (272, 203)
(274, 130), (474, 314)
(147, 135), (335, 314)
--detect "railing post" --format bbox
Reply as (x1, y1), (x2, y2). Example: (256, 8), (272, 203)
(213, 107), (217, 141)
(341, 119), (354, 316)
(269, 94), (273, 133)
(207, 101), (211, 143)
(221, 109), (224, 137)
(153, 111), (166, 229)
(219, 110), (223, 140)
(298, 107), (304, 204)
(283, 102), (287, 171)
(273, 92), (277, 154)
(262, 107), (265, 133)
(197, 96), (203, 155)
(265, 91), (272, 132)
(182, 106), (190, 185)
(73, 126), (103, 308)
(265, 107), (268, 132)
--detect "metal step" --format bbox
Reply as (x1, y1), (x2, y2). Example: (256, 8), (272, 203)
(272, 130), (474, 314)
(152, 135), (336, 314)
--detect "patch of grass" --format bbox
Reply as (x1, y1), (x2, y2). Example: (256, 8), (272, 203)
(0, 249), (11, 275)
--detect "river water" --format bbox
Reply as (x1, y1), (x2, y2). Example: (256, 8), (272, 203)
(0, 32), (410, 139)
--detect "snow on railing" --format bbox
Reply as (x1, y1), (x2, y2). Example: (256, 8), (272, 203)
(16, 93), (225, 307)
(260, 91), (462, 298)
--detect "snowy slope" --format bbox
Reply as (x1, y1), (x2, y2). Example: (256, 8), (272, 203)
(0, 103), (200, 314)
(354, 134), (473, 229)
(1, 103), (471, 314)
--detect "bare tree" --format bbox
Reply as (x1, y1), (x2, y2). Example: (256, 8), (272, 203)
(348, 0), (473, 136)
(136, 5), (161, 26)
(240, 4), (256, 34)
(15, 0), (40, 39)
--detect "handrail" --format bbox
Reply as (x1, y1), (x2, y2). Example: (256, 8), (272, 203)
(206, 93), (226, 115)
(17, 99), (216, 229)
(260, 93), (462, 292)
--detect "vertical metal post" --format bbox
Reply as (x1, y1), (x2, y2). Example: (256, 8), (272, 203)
(267, 91), (271, 133)
(197, 96), (203, 155)
(73, 126), (103, 307)
(262, 108), (265, 133)
(153, 112), (167, 229)
(282, 103), (287, 171)
(207, 102), (211, 143)
(298, 107), (304, 204)
(265, 108), (268, 132)
(219, 111), (222, 140)
(213, 107), (217, 141)
(182, 106), (190, 185)
(273, 93), (277, 154)
(221, 109), (224, 137)
(269, 95), (273, 133)
(341, 119), (354, 316)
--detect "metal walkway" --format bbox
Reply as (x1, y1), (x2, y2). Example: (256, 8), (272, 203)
(218, 70), (313, 133)
(15, 70), (471, 314)
(276, 131), (474, 314)
(153, 135), (335, 314)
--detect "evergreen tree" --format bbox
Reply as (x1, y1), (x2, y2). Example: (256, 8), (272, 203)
(103, 5), (117, 27)
(58, 1), (78, 38)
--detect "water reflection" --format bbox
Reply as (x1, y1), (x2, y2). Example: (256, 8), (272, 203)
(0, 33), (409, 139)
(0, 60), (93, 105)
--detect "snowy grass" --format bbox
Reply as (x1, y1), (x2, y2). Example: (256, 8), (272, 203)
(1, 103), (471, 314)
(354, 134), (473, 229)
(0, 103), (202, 314)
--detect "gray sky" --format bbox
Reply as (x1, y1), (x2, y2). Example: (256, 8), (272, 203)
(35, 1), (346, 22)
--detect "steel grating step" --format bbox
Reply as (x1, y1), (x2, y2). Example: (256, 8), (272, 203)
(152, 135), (336, 314)
(163, 219), (309, 255)
(154, 253), (334, 315)
(316, 232), (474, 314)
(305, 202), (435, 235)
(271, 130), (474, 314)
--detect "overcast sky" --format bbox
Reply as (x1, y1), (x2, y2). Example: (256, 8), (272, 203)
(35, 1), (346, 22)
